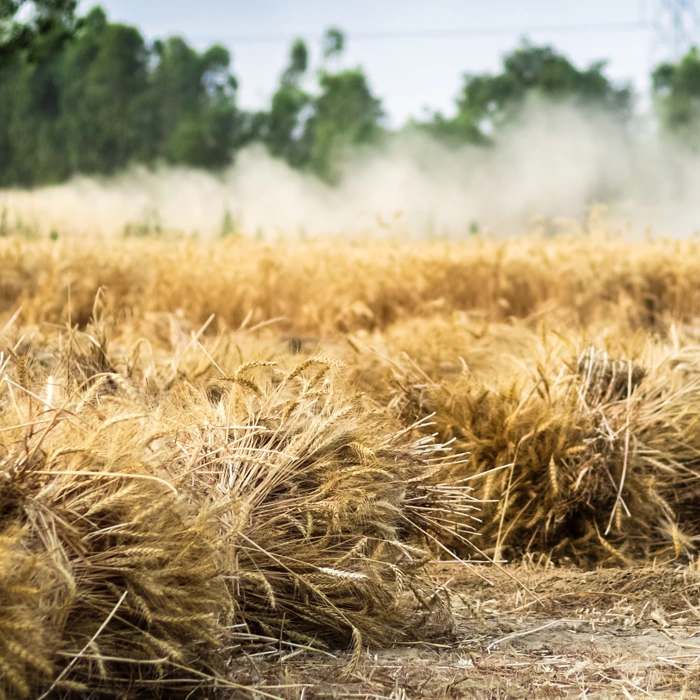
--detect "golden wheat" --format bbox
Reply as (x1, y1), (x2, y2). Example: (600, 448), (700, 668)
(0, 314), (474, 697)
(5, 232), (700, 695)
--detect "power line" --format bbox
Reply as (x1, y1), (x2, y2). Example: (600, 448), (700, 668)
(191, 21), (651, 46)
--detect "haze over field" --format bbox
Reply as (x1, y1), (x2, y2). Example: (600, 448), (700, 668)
(4, 3), (700, 239)
(2, 102), (700, 239)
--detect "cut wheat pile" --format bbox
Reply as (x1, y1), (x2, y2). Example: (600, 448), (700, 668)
(4, 233), (700, 696)
(0, 312), (475, 698)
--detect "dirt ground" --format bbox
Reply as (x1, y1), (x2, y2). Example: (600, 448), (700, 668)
(232, 564), (700, 699)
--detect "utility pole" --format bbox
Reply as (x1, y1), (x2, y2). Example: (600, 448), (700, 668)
(653, 0), (700, 61)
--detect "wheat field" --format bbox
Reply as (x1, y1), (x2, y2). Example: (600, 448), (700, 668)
(3, 232), (700, 697)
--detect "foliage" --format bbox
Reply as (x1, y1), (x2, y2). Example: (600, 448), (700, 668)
(0, 4), (249, 184)
(261, 28), (384, 181)
(3, 5), (700, 187)
(0, 0), (78, 66)
(261, 38), (314, 168)
(417, 41), (632, 145)
(653, 46), (700, 149)
(307, 68), (384, 181)
(0, 10), (384, 185)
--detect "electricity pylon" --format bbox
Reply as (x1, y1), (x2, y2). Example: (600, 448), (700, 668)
(653, 0), (700, 61)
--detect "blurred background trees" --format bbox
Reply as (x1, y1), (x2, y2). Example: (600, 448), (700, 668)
(0, 2), (699, 187)
(0, 2), (250, 184)
(456, 42), (632, 140)
(652, 46), (700, 149)
(258, 29), (383, 182)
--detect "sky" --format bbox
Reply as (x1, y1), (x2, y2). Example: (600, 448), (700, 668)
(79, 1), (681, 126)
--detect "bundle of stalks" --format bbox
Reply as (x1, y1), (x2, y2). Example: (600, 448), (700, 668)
(631, 343), (700, 554)
(0, 320), (476, 698)
(168, 357), (478, 650)
(388, 323), (700, 565)
(0, 335), (232, 698)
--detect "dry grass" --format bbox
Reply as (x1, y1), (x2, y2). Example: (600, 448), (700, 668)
(258, 563), (700, 699)
(5, 232), (700, 695)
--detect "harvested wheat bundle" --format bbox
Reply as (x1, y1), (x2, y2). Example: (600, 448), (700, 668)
(389, 336), (700, 565)
(0, 526), (56, 699)
(0, 345), (232, 698)
(628, 344), (700, 557)
(169, 357), (478, 652)
(0, 324), (477, 698)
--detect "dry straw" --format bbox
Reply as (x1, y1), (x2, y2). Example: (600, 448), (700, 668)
(0, 318), (476, 698)
(385, 315), (700, 565)
(6, 233), (700, 694)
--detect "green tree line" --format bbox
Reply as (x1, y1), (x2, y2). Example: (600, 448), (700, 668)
(1, 1), (700, 187)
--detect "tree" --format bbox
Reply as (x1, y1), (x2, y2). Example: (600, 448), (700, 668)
(652, 46), (700, 148)
(308, 66), (383, 182)
(417, 41), (632, 146)
(282, 37), (308, 84)
(263, 29), (384, 182)
(263, 38), (314, 168)
(60, 8), (150, 174)
(150, 37), (243, 167)
(406, 109), (486, 147)
(322, 27), (344, 61)
(0, 0), (80, 184)
(1, 0), (78, 66)
(0, 4), (252, 185)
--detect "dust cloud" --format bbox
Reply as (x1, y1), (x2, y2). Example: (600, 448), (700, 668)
(1, 100), (699, 239)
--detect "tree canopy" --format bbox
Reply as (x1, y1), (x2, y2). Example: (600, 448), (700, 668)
(416, 41), (633, 145)
(260, 28), (384, 181)
(1, 5), (700, 189)
(0, 2), (249, 184)
(653, 46), (700, 148)
(0, 9), (385, 185)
